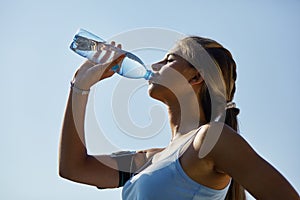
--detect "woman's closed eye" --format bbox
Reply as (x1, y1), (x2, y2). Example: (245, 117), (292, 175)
(166, 58), (174, 63)
(166, 55), (176, 63)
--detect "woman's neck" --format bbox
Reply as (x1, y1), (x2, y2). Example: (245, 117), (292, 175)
(166, 96), (206, 140)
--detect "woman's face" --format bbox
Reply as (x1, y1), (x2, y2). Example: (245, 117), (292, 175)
(148, 53), (201, 103)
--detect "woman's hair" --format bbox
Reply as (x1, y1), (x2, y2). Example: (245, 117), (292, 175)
(190, 36), (246, 200)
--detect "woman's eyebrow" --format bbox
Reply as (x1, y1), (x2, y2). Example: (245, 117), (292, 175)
(164, 53), (177, 61)
(168, 53), (176, 57)
(160, 53), (176, 63)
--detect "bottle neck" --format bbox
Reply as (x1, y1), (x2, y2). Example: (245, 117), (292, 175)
(144, 70), (153, 80)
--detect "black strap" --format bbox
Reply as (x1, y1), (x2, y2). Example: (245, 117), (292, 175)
(97, 151), (136, 189)
(116, 152), (136, 187)
(97, 170), (134, 189)
(118, 170), (134, 187)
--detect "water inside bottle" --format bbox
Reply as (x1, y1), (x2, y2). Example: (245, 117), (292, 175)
(70, 35), (112, 63)
(116, 53), (153, 80)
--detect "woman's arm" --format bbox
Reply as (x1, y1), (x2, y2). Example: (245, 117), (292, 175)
(59, 59), (121, 188)
(59, 43), (126, 188)
(207, 124), (299, 199)
(59, 85), (120, 188)
(58, 45), (164, 188)
(59, 89), (161, 188)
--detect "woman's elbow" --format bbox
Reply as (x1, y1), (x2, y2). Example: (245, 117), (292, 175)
(58, 158), (81, 181)
(58, 163), (73, 180)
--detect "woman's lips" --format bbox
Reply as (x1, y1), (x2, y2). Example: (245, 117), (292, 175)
(148, 73), (158, 84)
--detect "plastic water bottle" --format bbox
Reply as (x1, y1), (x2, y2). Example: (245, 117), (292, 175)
(70, 29), (153, 80)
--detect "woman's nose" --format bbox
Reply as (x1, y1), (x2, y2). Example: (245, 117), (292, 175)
(151, 62), (163, 71)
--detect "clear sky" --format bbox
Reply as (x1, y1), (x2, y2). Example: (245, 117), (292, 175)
(1, 0), (299, 199)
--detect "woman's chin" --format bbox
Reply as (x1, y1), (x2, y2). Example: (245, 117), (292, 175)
(148, 83), (168, 103)
(147, 83), (156, 98)
(148, 84), (160, 98)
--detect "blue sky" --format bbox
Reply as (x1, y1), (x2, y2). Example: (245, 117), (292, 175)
(1, 0), (299, 199)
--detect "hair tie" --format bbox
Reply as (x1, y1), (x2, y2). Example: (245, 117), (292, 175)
(226, 102), (236, 110)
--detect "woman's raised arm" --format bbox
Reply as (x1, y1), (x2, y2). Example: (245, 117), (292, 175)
(58, 56), (121, 188)
(58, 46), (164, 188)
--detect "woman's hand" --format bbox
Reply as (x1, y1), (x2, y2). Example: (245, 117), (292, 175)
(72, 42), (125, 90)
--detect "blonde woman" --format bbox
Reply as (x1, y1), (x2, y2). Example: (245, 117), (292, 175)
(59, 37), (299, 199)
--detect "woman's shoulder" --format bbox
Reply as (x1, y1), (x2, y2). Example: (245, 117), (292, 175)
(196, 122), (256, 172)
(193, 122), (241, 159)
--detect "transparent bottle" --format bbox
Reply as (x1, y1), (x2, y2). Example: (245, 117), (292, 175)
(70, 29), (153, 80)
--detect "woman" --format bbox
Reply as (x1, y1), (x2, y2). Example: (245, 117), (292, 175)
(59, 37), (299, 199)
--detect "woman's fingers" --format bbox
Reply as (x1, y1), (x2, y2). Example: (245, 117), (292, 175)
(73, 41), (125, 86)
(93, 54), (125, 81)
(112, 43), (123, 60)
(90, 41), (122, 65)
(91, 50), (102, 63)
(99, 41), (115, 64)
(108, 43), (124, 70)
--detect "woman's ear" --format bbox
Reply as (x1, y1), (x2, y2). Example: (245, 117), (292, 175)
(189, 72), (203, 85)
